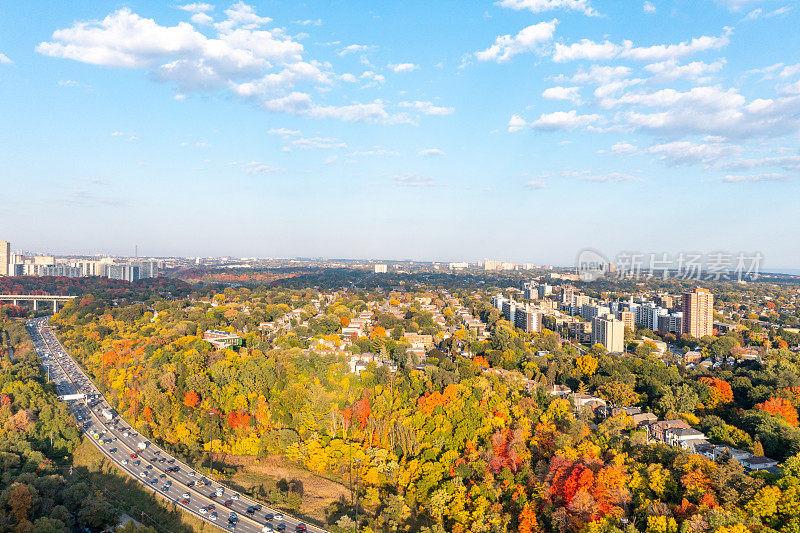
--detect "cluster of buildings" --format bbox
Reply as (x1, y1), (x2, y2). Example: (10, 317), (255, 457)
(552, 286), (715, 352)
(550, 386), (779, 473)
(0, 240), (159, 282)
(491, 294), (544, 333)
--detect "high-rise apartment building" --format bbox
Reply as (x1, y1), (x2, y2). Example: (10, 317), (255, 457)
(591, 313), (625, 353)
(682, 288), (714, 338)
(617, 311), (635, 331)
(0, 241), (9, 276)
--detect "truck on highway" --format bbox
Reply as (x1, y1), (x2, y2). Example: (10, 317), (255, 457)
(137, 442), (148, 451)
(101, 409), (113, 421)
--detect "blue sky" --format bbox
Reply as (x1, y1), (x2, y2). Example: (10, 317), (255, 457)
(1, 0), (799, 267)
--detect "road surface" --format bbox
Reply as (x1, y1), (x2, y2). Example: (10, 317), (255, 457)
(27, 316), (326, 533)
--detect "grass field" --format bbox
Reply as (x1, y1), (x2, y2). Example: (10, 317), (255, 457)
(224, 454), (350, 527)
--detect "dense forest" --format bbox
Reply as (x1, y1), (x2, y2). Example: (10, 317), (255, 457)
(47, 282), (800, 533)
(0, 318), (119, 532)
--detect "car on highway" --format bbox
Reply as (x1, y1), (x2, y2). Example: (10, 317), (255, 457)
(181, 498), (190, 505)
(182, 492), (190, 499)
(295, 525), (307, 532)
(274, 524), (286, 532)
(274, 513), (284, 521)
(209, 512), (218, 521)
(199, 507), (207, 515)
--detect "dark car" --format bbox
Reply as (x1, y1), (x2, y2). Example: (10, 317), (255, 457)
(265, 513), (274, 521)
(209, 493), (217, 500)
(274, 524), (286, 532)
(228, 513), (238, 524)
(168, 459), (175, 464)
(224, 500), (233, 508)
(246, 506), (255, 515)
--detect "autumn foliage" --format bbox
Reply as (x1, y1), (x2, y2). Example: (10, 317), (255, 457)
(342, 398), (371, 429)
(547, 456), (629, 524)
(756, 396), (799, 426)
(699, 377), (733, 408)
(228, 410), (251, 429)
(183, 391), (200, 408)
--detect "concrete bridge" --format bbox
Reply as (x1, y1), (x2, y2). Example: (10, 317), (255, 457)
(0, 294), (76, 312)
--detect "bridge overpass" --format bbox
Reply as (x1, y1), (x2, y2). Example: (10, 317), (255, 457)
(0, 294), (76, 312)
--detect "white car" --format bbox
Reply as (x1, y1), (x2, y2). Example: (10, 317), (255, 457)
(262, 526), (274, 532)
(209, 512), (217, 521)
(122, 460), (128, 465)
(199, 507), (207, 515)
(188, 471), (195, 477)
(274, 513), (283, 521)
(123, 432), (129, 437)
(231, 494), (239, 501)
(182, 492), (190, 499)
(139, 472), (147, 478)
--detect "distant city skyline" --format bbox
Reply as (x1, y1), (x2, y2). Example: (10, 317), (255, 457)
(1, 1), (799, 266)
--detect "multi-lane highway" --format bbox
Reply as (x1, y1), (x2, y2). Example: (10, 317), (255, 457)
(27, 316), (325, 533)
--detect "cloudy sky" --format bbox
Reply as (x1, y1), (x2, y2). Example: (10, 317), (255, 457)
(1, 1), (799, 266)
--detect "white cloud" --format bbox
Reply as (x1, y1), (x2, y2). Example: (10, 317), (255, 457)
(268, 127), (301, 136)
(174, 93), (187, 100)
(111, 131), (124, 136)
(243, 161), (282, 174)
(0, 53), (12, 64)
(552, 30), (731, 63)
(475, 20), (557, 63)
(529, 110), (601, 131)
(723, 154), (800, 171)
(563, 170), (637, 182)
(496, 0), (598, 17)
(559, 65), (632, 85)
(394, 173), (433, 187)
(525, 180), (547, 189)
(608, 86), (744, 109)
(644, 59), (725, 81)
(645, 141), (741, 167)
(58, 79), (88, 87)
(389, 62), (418, 73)
(643, 1), (656, 13)
(399, 100), (454, 115)
(360, 70), (385, 87)
(191, 13), (214, 25)
(347, 149), (399, 156)
(295, 19), (322, 26)
(553, 40), (620, 62)
(179, 3), (213, 13)
(721, 173), (792, 182)
(418, 148), (446, 156)
(36, 6), (423, 124)
(542, 85), (582, 104)
(718, 0), (777, 11)
(339, 44), (373, 56)
(508, 114), (527, 132)
(609, 141), (638, 154)
(612, 86), (800, 139)
(290, 136), (347, 150)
